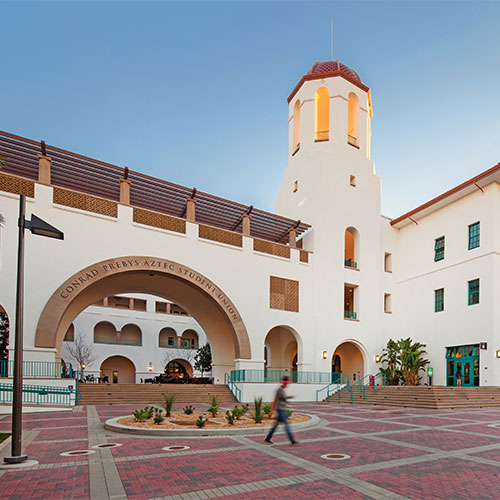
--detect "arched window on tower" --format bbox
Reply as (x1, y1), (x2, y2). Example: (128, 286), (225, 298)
(345, 227), (359, 269)
(293, 100), (301, 154)
(315, 87), (329, 142)
(348, 92), (359, 147)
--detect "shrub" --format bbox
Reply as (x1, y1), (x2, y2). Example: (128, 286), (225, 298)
(232, 406), (246, 420)
(133, 407), (151, 422)
(162, 393), (176, 417)
(263, 404), (272, 417)
(183, 405), (195, 415)
(196, 415), (206, 428)
(286, 409), (293, 418)
(207, 395), (219, 417)
(252, 396), (264, 424)
(225, 410), (234, 425)
(153, 408), (164, 424)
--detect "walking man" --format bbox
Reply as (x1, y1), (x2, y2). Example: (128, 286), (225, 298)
(265, 376), (297, 445)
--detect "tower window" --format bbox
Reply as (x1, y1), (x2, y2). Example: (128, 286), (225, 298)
(344, 284), (358, 320)
(384, 293), (392, 313)
(435, 288), (444, 312)
(384, 253), (392, 273)
(315, 87), (330, 142)
(350, 175), (356, 187)
(468, 279), (480, 305)
(293, 180), (298, 193)
(344, 227), (359, 269)
(292, 100), (301, 154)
(468, 222), (480, 250)
(434, 236), (445, 262)
(348, 92), (359, 148)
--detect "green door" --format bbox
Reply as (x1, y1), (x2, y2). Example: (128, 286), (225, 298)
(446, 345), (479, 387)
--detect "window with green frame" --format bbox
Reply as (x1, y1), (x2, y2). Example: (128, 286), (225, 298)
(468, 222), (480, 250)
(434, 288), (444, 312)
(434, 236), (445, 261)
(468, 278), (480, 305)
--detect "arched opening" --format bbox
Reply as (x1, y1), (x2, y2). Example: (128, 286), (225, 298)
(35, 256), (251, 382)
(293, 100), (301, 153)
(64, 323), (75, 342)
(159, 327), (177, 348)
(264, 326), (301, 378)
(164, 358), (193, 379)
(0, 305), (9, 376)
(348, 92), (359, 147)
(120, 323), (142, 346)
(100, 355), (136, 384)
(94, 321), (117, 345)
(344, 227), (359, 269)
(332, 354), (341, 382)
(333, 341), (365, 382)
(181, 329), (198, 349)
(315, 87), (330, 142)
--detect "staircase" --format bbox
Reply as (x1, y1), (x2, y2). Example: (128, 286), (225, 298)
(78, 383), (237, 406)
(331, 386), (500, 409)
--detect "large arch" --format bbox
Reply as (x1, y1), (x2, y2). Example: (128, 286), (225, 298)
(35, 256), (251, 380)
(264, 325), (302, 372)
(333, 339), (367, 382)
(100, 355), (136, 384)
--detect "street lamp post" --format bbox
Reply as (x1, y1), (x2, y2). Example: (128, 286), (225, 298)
(4, 195), (64, 464)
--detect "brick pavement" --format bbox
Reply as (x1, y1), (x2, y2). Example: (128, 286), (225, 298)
(0, 402), (499, 499)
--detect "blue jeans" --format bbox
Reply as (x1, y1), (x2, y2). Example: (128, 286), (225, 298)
(265, 409), (295, 443)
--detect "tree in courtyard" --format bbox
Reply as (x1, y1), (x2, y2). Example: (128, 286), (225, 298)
(0, 312), (9, 377)
(379, 337), (429, 386)
(194, 343), (212, 378)
(63, 332), (96, 380)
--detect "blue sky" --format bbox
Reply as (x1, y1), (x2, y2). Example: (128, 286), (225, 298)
(2, 0), (500, 218)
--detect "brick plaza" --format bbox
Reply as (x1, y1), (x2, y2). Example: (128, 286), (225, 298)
(1, 403), (500, 499)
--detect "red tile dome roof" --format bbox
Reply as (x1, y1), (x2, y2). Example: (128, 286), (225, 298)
(309, 60), (361, 83)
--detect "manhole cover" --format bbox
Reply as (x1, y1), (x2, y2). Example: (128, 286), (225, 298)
(488, 423), (500, 428)
(92, 443), (122, 449)
(162, 445), (190, 451)
(321, 453), (351, 461)
(60, 449), (96, 457)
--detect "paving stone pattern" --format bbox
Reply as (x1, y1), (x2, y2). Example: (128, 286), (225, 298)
(0, 402), (500, 499)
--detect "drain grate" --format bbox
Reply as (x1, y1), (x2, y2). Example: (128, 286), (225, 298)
(162, 445), (190, 451)
(60, 449), (96, 457)
(321, 453), (351, 461)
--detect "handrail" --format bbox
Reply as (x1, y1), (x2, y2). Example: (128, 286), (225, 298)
(230, 369), (333, 384)
(225, 373), (241, 402)
(346, 373), (387, 404)
(0, 360), (75, 379)
(0, 382), (76, 406)
(316, 373), (350, 402)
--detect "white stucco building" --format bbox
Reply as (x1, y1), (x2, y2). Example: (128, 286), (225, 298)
(0, 59), (499, 400)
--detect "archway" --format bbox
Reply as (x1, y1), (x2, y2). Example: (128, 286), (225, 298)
(100, 355), (136, 384)
(332, 354), (341, 382)
(164, 359), (193, 378)
(35, 256), (251, 382)
(264, 325), (301, 374)
(333, 341), (366, 382)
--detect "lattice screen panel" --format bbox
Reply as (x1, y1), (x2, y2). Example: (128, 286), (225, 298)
(133, 207), (186, 234)
(270, 276), (299, 312)
(0, 172), (35, 198)
(199, 224), (243, 247)
(254, 238), (291, 259)
(53, 188), (118, 217)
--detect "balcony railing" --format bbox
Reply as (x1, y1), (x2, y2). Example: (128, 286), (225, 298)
(344, 310), (358, 320)
(0, 360), (75, 379)
(121, 338), (142, 346)
(231, 369), (333, 384)
(344, 259), (358, 269)
(315, 130), (329, 142)
(94, 337), (117, 344)
(348, 134), (359, 148)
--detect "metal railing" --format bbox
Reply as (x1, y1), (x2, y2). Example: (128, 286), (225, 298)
(224, 373), (241, 402)
(342, 373), (387, 404)
(230, 369), (334, 384)
(0, 382), (77, 406)
(0, 360), (75, 379)
(344, 310), (357, 320)
(316, 373), (351, 401)
(344, 259), (358, 269)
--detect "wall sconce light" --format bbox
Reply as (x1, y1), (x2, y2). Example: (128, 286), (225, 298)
(496, 350), (500, 359)
(81, 364), (86, 369)
(148, 363), (153, 372)
(375, 355), (381, 363)
(322, 351), (328, 360)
